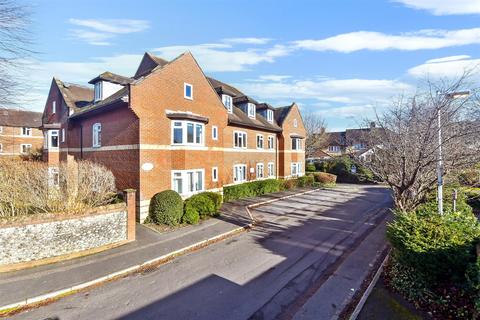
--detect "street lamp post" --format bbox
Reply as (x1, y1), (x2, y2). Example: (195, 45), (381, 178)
(436, 90), (470, 215)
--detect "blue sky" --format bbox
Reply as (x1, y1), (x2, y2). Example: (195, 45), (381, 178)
(24, 0), (480, 131)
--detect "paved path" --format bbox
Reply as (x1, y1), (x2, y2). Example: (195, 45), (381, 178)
(9, 184), (392, 320)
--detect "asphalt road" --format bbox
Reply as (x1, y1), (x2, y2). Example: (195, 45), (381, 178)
(11, 184), (392, 320)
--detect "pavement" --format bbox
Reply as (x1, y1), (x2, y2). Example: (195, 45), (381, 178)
(6, 184), (393, 320)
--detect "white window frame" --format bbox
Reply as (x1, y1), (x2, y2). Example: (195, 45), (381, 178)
(20, 143), (32, 154)
(48, 130), (59, 149)
(292, 138), (301, 150)
(61, 128), (65, 143)
(256, 163), (264, 179)
(52, 101), (56, 114)
(233, 131), (247, 149)
(0, 143), (3, 152)
(247, 103), (256, 119)
(233, 164), (247, 183)
(256, 134), (264, 149)
(94, 82), (102, 101)
(212, 167), (218, 182)
(212, 126), (218, 141)
(171, 120), (205, 146)
(267, 162), (275, 177)
(268, 135), (275, 150)
(21, 127), (32, 136)
(92, 123), (101, 148)
(171, 169), (204, 196)
(291, 162), (303, 177)
(293, 118), (298, 128)
(267, 109), (273, 122)
(222, 94), (233, 113)
(0, 126), (3, 133)
(184, 82), (193, 100)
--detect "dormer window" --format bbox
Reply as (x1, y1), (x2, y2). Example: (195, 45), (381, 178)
(184, 83), (193, 100)
(94, 82), (102, 102)
(222, 94), (233, 113)
(247, 103), (256, 119)
(267, 109), (273, 123)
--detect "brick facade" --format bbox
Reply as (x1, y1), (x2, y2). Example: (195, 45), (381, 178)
(42, 52), (306, 222)
(0, 109), (43, 158)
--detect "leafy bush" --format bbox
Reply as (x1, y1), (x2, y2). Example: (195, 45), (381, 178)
(202, 192), (223, 212)
(326, 156), (375, 183)
(297, 175), (314, 187)
(313, 172), (337, 184)
(306, 163), (316, 172)
(386, 207), (480, 318)
(314, 161), (328, 172)
(182, 206), (199, 224)
(281, 179), (297, 190)
(184, 193), (216, 220)
(223, 179), (282, 202)
(149, 190), (183, 226)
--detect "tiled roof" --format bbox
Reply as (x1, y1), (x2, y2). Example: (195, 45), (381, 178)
(88, 72), (133, 85)
(0, 108), (42, 128)
(274, 105), (293, 125)
(55, 78), (93, 110)
(69, 87), (129, 119)
(134, 52), (169, 79)
(206, 77), (244, 97)
(228, 106), (282, 133)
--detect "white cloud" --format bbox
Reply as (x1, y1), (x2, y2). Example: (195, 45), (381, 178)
(68, 19), (150, 34)
(222, 37), (272, 45)
(68, 18), (150, 45)
(235, 77), (413, 107)
(393, 0), (480, 15)
(153, 43), (291, 72)
(293, 27), (480, 52)
(408, 55), (480, 78)
(257, 75), (292, 82)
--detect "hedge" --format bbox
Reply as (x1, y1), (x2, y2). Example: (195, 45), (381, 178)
(313, 172), (337, 184)
(223, 179), (282, 202)
(386, 206), (480, 318)
(149, 190), (183, 226)
(183, 192), (218, 222)
(306, 163), (316, 172)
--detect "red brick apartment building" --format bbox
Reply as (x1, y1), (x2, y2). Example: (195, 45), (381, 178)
(42, 52), (306, 222)
(0, 108), (43, 157)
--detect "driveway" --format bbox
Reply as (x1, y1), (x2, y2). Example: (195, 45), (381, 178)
(11, 184), (392, 320)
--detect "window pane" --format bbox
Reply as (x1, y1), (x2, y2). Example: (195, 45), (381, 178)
(185, 84), (192, 98)
(195, 124), (202, 144)
(51, 135), (58, 148)
(187, 172), (194, 192)
(173, 127), (183, 144)
(196, 171), (203, 191)
(173, 173), (182, 193)
(187, 123), (194, 143)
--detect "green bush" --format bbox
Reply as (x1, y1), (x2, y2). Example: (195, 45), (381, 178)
(297, 175), (314, 187)
(149, 190), (183, 226)
(184, 193), (216, 220)
(202, 192), (223, 212)
(223, 179), (282, 202)
(281, 179), (297, 190)
(326, 156), (375, 183)
(313, 172), (337, 184)
(182, 206), (200, 224)
(314, 161), (328, 172)
(306, 163), (316, 172)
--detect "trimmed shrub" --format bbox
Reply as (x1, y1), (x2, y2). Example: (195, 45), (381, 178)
(306, 163), (316, 172)
(313, 172), (337, 184)
(202, 192), (223, 212)
(149, 190), (183, 226)
(184, 193), (216, 220)
(182, 206), (200, 224)
(281, 179), (297, 190)
(297, 175), (314, 187)
(223, 179), (282, 202)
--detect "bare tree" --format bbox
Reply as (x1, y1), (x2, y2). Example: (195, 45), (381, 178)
(303, 112), (327, 159)
(0, 0), (32, 107)
(359, 73), (480, 212)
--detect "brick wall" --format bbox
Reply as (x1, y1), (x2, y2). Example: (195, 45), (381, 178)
(0, 125), (43, 157)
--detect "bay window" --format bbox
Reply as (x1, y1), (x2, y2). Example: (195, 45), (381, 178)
(222, 94), (233, 113)
(171, 120), (205, 146)
(247, 103), (256, 118)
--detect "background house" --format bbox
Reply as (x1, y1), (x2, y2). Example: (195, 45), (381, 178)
(323, 124), (377, 158)
(0, 108), (43, 157)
